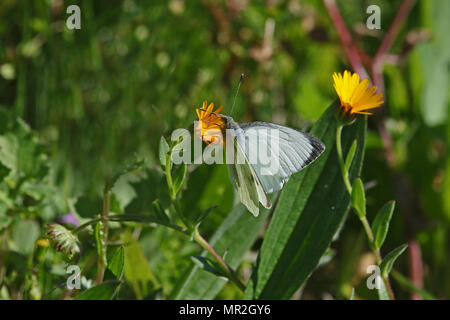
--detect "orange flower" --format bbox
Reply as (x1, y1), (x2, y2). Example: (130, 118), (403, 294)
(333, 70), (384, 115)
(195, 101), (226, 145)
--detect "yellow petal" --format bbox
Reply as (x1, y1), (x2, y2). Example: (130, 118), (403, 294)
(350, 78), (369, 105)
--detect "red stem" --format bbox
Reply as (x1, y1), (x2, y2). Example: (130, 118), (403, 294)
(408, 240), (424, 300)
(372, 0), (416, 94)
(323, 0), (369, 80)
(374, 0), (417, 63)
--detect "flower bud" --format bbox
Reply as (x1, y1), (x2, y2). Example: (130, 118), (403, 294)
(45, 224), (80, 259)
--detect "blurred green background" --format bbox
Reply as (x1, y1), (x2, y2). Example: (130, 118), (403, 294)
(0, 0), (449, 299)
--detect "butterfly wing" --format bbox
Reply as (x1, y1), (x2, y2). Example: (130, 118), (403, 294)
(227, 133), (271, 217)
(224, 117), (271, 217)
(236, 121), (325, 194)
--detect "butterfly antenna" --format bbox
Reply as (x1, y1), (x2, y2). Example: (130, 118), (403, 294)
(230, 73), (245, 116)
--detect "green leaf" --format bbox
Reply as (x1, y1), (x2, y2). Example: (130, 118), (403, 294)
(351, 178), (366, 218)
(244, 101), (366, 299)
(12, 220), (40, 255)
(417, 0), (450, 126)
(377, 277), (391, 300)
(172, 163), (187, 195)
(110, 155), (145, 190)
(121, 231), (159, 299)
(106, 246), (125, 280)
(344, 139), (357, 173)
(74, 195), (103, 218)
(0, 134), (17, 171)
(75, 281), (121, 300)
(190, 256), (227, 278)
(169, 203), (272, 299)
(0, 213), (12, 231)
(194, 205), (218, 226)
(124, 167), (169, 215)
(371, 201), (395, 250)
(0, 120), (49, 180)
(181, 165), (234, 225)
(380, 244), (408, 278)
(159, 136), (170, 168)
(152, 199), (170, 223)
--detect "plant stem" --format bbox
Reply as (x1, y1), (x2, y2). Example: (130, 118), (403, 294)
(336, 125), (352, 193)
(193, 228), (246, 292)
(165, 151), (175, 200)
(336, 124), (395, 300)
(360, 215), (395, 299)
(72, 217), (103, 234)
(96, 182), (111, 284)
(359, 215), (375, 245)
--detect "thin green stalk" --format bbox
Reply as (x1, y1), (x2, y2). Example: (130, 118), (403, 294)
(72, 217), (103, 234)
(165, 151), (175, 200)
(336, 125), (353, 194)
(336, 124), (395, 300)
(96, 183), (111, 284)
(193, 228), (246, 292)
(359, 215), (375, 245)
(360, 215), (395, 299)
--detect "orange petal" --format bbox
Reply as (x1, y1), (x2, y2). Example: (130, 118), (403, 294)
(207, 102), (214, 113)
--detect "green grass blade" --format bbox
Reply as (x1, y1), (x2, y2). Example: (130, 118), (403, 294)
(391, 270), (437, 300)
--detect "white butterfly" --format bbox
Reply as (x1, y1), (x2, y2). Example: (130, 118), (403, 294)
(219, 115), (325, 217)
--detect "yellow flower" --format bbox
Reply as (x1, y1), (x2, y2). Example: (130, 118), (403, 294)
(195, 100), (226, 145)
(333, 70), (384, 116)
(36, 238), (50, 248)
